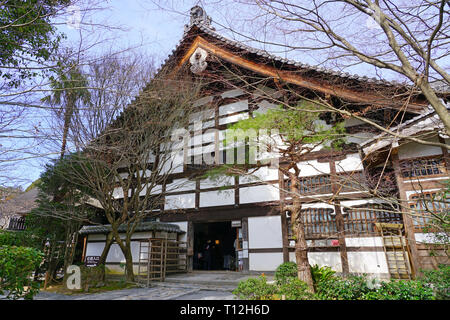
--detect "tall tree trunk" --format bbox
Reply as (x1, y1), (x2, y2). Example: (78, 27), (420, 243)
(60, 100), (74, 159)
(111, 227), (135, 282)
(291, 180), (315, 292)
(99, 231), (114, 265)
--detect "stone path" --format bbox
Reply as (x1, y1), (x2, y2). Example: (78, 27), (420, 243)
(3, 271), (270, 300)
(33, 282), (236, 300)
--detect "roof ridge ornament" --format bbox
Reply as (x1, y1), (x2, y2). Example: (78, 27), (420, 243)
(184, 5), (215, 33)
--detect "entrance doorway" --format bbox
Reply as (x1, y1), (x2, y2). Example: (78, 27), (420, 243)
(193, 221), (237, 271)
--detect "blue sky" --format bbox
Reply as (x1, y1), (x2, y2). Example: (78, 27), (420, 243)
(7, 0), (447, 189)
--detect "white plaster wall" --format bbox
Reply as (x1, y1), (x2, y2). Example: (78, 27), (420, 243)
(199, 189), (235, 207)
(139, 184), (162, 196)
(200, 176), (234, 189)
(86, 231), (178, 265)
(239, 166), (279, 184)
(170, 221), (188, 242)
(86, 241), (140, 263)
(415, 232), (448, 244)
(219, 113), (249, 125)
(335, 153), (363, 172)
(164, 193), (196, 210)
(219, 100), (248, 116)
(160, 151), (184, 175)
(221, 89), (245, 98)
(249, 252), (284, 271)
(189, 109), (215, 123)
(85, 242), (105, 258)
(345, 237), (384, 247)
(345, 132), (376, 145)
(0, 215), (10, 229)
(188, 143), (216, 156)
(166, 178), (196, 193)
(248, 216), (283, 249)
(297, 159), (331, 177)
(113, 187), (124, 199)
(347, 251), (389, 274)
(239, 184), (280, 204)
(193, 96), (213, 107)
(398, 136), (443, 160)
(290, 252), (343, 273)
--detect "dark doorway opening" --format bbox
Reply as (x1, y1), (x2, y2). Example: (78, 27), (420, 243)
(193, 221), (237, 271)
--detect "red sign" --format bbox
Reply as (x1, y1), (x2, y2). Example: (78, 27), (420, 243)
(331, 240), (340, 246)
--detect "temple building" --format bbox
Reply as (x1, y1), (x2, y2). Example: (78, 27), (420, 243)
(81, 6), (449, 280)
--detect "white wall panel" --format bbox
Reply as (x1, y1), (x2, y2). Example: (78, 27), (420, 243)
(199, 190), (235, 207)
(345, 237), (384, 247)
(170, 221), (188, 242)
(221, 89), (245, 98)
(200, 176), (234, 189)
(166, 178), (196, 193)
(219, 100), (248, 116)
(219, 113), (249, 125)
(248, 252), (283, 271)
(248, 216), (282, 249)
(240, 184), (280, 204)
(249, 252), (283, 271)
(239, 166), (279, 184)
(291, 252), (343, 272)
(335, 153), (363, 172)
(347, 251), (389, 274)
(296, 160), (331, 177)
(398, 137), (443, 160)
(164, 193), (196, 210)
(193, 96), (213, 107)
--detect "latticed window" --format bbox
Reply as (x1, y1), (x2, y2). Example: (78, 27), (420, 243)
(409, 192), (449, 231)
(285, 171), (366, 196)
(285, 175), (333, 195)
(401, 156), (447, 178)
(343, 204), (403, 236)
(286, 208), (337, 240)
(7, 216), (26, 231)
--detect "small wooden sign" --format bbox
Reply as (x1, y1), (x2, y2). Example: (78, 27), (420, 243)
(85, 256), (100, 267)
(231, 220), (241, 227)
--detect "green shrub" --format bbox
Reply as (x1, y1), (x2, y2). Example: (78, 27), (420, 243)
(374, 280), (434, 300)
(274, 261), (297, 285)
(420, 265), (450, 300)
(0, 245), (44, 300)
(0, 230), (38, 247)
(316, 275), (376, 300)
(310, 264), (336, 289)
(276, 278), (316, 300)
(233, 276), (277, 300)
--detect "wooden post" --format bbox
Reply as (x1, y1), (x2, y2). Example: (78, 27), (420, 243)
(278, 168), (290, 263)
(329, 159), (349, 276)
(334, 202), (350, 276)
(391, 151), (420, 278)
(187, 221), (194, 272)
(81, 236), (87, 263)
(242, 218), (249, 271)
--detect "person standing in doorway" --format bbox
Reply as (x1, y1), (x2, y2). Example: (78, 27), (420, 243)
(204, 240), (213, 270)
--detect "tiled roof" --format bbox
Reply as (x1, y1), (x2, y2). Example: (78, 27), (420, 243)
(79, 221), (185, 235)
(156, 20), (425, 91)
(360, 104), (449, 155)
